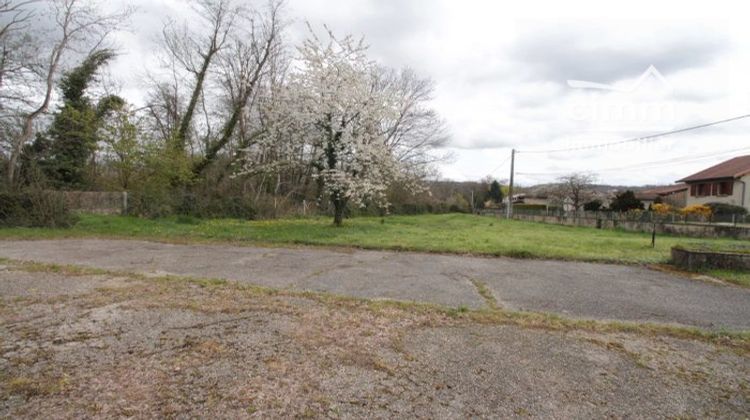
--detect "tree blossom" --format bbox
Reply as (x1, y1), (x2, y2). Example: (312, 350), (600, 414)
(237, 26), (425, 225)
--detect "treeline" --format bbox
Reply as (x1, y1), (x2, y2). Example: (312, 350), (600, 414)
(0, 0), (457, 225)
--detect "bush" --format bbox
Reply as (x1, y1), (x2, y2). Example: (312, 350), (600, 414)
(0, 190), (78, 228)
(705, 202), (747, 216)
(651, 203), (673, 215)
(169, 191), (257, 220)
(609, 190), (644, 212)
(126, 188), (178, 218)
(583, 200), (603, 211)
(0, 193), (22, 224)
(446, 193), (470, 213)
(681, 204), (712, 219)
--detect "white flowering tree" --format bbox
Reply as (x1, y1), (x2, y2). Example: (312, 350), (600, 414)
(238, 27), (423, 226)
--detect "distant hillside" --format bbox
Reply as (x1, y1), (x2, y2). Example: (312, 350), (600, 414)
(516, 183), (650, 198)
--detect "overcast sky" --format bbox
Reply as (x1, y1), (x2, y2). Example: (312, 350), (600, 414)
(107, 0), (750, 186)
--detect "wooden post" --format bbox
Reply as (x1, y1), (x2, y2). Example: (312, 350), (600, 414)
(506, 148), (515, 219)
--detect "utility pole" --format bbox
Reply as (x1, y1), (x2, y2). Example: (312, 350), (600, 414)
(506, 148), (515, 219)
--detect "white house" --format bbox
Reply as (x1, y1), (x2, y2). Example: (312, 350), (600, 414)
(677, 155), (750, 211)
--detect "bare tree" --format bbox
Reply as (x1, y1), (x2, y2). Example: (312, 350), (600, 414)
(160, 0), (240, 153)
(550, 172), (597, 211)
(144, 74), (184, 146)
(0, 1), (37, 102)
(192, 0), (283, 176)
(0, 0), (39, 179)
(376, 67), (451, 174)
(2, 0), (132, 187)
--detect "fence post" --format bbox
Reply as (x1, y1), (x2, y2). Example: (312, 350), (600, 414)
(122, 191), (128, 216)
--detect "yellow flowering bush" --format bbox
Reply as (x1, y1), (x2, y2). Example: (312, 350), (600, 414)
(680, 204), (712, 219)
(651, 203), (673, 215)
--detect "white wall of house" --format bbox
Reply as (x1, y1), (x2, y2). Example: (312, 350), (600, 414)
(685, 174), (750, 210)
(663, 190), (687, 208)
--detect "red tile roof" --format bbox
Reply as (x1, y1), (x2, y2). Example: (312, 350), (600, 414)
(677, 155), (750, 182)
(635, 184), (687, 200)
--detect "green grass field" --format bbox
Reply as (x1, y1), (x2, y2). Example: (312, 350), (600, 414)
(2, 213), (749, 272)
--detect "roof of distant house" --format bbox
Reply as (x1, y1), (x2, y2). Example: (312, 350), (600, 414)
(677, 155), (750, 182)
(635, 184), (688, 200)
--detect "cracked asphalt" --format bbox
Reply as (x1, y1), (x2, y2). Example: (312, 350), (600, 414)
(1, 238), (749, 330)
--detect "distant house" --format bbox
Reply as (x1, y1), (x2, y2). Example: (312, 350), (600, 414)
(635, 184), (688, 208)
(677, 155), (750, 211)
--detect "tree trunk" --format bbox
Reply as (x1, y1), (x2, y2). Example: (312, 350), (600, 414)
(332, 195), (346, 226)
(7, 115), (35, 188)
(191, 27), (277, 177)
(6, 148), (18, 187)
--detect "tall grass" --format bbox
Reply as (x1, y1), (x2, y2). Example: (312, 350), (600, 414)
(1, 213), (747, 265)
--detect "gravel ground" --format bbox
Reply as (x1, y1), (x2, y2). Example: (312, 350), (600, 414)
(0, 268), (748, 418)
(1, 239), (749, 330)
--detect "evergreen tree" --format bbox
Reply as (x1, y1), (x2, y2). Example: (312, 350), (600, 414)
(488, 180), (503, 203)
(30, 50), (124, 189)
(583, 199), (603, 211)
(609, 190), (644, 212)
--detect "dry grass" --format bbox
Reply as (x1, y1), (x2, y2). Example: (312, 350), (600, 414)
(1, 260), (748, 417)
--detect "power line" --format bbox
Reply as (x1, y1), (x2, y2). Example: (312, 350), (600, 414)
(517, 113), (750, 155)
(596, 146), (750, 173)
(515, 145), (750, 178)
(488, 153), (512, 175)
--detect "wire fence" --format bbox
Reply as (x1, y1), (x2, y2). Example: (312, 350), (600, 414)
(482, 207), (750, 227)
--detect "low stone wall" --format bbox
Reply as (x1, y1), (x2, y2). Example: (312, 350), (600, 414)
(671, 247), (750, 271)
(59, 191), (126, 215)
(480, 210), (750, 239)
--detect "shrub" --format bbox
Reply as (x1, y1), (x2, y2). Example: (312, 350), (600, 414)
(681, 204), (712, 219)
(0, 190), (78, 228)
(583, 199), (603, 211)
(651, 203), (673, 215)
(609, 190), (644, 212)
(0, 193), (23, 224)
(705, 202), (747, 216)
(446, 193), (470, 213)
(175, 192), (257, 220)
(126, 188), (178, 218)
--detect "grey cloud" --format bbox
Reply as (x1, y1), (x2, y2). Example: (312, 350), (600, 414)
(511, 23), (729, 85)
(287, 0), (434, 70)
(449, 137), (514, 150)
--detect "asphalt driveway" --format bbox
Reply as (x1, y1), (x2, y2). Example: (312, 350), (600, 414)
(1, 239), (748, 330)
